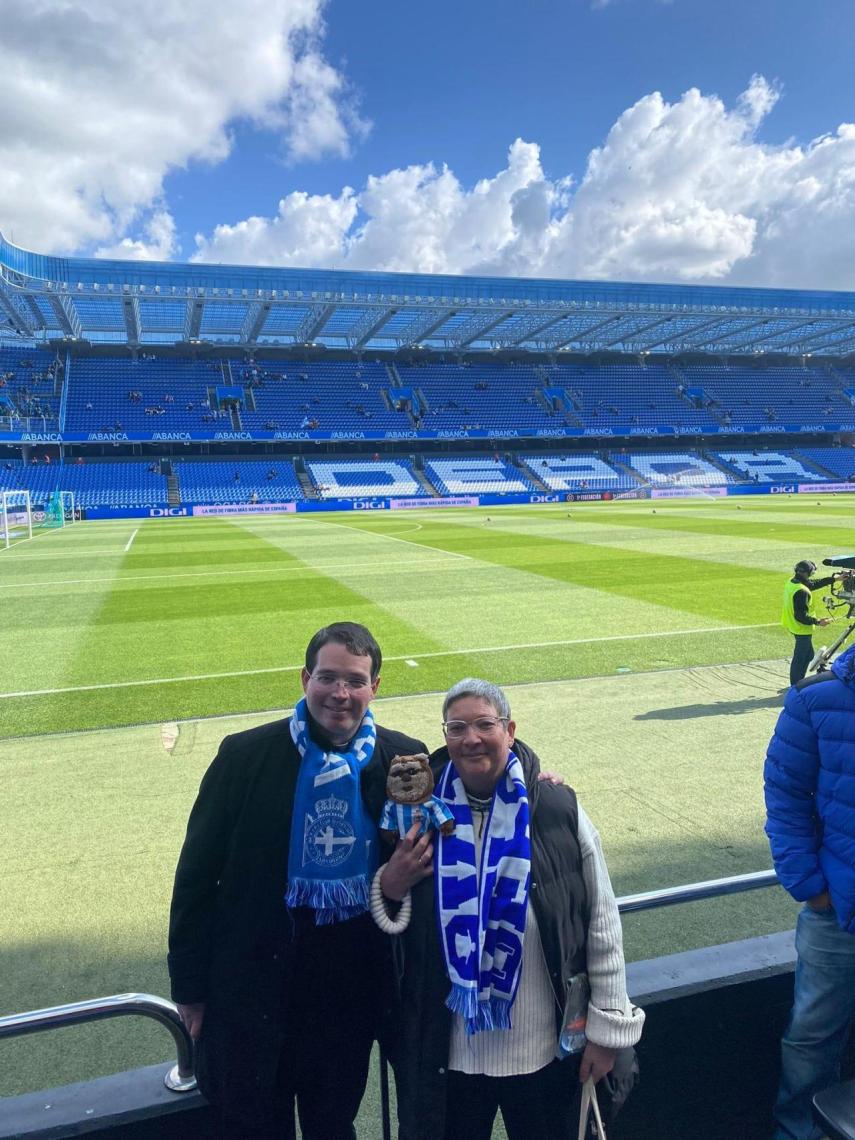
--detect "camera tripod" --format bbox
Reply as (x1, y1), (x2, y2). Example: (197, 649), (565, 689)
(809, 620), (855, 674)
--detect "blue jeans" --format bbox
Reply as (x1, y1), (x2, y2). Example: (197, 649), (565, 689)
(774, 905), (855, 1139)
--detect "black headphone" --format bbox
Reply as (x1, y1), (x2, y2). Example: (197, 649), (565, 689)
(794, 560), (816, 576)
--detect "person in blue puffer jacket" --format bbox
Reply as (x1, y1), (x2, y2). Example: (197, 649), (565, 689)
(764, 642), (855, 1140)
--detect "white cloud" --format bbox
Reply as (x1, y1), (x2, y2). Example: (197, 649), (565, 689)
(192, 75), (855, 291)
(0, 0), (365, 256)
(193, 189), (358, 267)
(95, 211), (178, 262)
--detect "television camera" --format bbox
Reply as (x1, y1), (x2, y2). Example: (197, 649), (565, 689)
(808, 555), (855, 673)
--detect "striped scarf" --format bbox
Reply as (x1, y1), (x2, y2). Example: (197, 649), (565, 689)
(435, 752), (531, 1034)
(285, 698), (377, 924)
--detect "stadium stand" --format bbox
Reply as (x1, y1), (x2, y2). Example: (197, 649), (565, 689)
(175, 460), (304, 504)
(619, 452), (739, 487)
(1, 446), (848, 513)
(678, 363), (849, 427)
(794, 447), (855, 482)
(0, 460), (167, 508)
(0, 345), (61, 430)
(238, 360), (405, 433)
(425, 456), (536, 495)
(2, 352), (848, 442)
(541, 361), (719, 431)
(713, 450), (827, 483)
(305, 459), (427, 498)
(517, 453), (638, 491)
(65, 356), (228, 433)
(396, 361), (559, 431)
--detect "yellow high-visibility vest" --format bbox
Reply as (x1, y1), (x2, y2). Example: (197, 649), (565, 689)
(782, 579), (815, 635)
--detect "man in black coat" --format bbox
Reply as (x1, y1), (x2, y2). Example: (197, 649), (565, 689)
(168, 621), (427, 1139)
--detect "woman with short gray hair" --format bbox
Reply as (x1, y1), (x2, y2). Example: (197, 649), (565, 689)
(376, 678), (643, 1140)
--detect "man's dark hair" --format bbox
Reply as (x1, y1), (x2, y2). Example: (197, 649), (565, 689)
(794, 560), (817, 577)
(305, 622), (382, 678)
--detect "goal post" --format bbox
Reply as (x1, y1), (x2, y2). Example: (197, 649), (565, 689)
(42, 490), (76, 528)
(1, 490), (33, 549)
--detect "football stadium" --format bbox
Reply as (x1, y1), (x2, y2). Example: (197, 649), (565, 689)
(3, 222), (855, 1138)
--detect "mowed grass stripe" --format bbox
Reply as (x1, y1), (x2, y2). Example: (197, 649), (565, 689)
(0, 521), (141, 695)
(566, 500), (855, 548)
(435, 503), (850, 576)
(21, 518), (443, 732)
(339, 513), (785, 627)
(240, 514), (719, 664)
(0, 624), (789, 739)
(0, 554), (468, 593)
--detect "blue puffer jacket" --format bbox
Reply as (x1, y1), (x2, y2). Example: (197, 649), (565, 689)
(765, 643), (855, 933)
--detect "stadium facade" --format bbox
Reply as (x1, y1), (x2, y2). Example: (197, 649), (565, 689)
(3, 231), (855, 356)
(2, 232), (855, 520)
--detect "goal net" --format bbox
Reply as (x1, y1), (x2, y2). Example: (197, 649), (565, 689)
(1, 490), (33, 548)
(39, 490), (76, 530)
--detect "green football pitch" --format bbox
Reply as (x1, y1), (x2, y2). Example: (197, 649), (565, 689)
(2, 495), (853, 1100)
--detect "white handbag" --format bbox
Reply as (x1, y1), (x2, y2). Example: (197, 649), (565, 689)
(577, 1076), (607, 1140)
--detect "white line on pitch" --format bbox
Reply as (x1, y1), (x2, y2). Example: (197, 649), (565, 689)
(124, 529), (138, 552)
(0, 622), (779, 700)
(307, 517), (473, 560)
(0, 554), (469, 592)
(4, 547), (131, 560)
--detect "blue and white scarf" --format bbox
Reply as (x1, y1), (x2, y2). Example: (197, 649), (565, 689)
(435, 752), (531, 1034)
(286, 698), (377, 925)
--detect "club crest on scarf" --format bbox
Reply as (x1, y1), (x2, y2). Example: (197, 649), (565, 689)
(303, 794), (356, 868)
(435, 751), (531, 1035)
(286, 698), (377, 924)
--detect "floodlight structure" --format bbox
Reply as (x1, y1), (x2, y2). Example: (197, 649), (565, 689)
(1, 490), (32, 548)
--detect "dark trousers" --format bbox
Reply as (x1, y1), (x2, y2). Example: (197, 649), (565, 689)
(790, 634), (815, 686)
(443, 1057), (582, 1140)
(219, 913), (384, 1140)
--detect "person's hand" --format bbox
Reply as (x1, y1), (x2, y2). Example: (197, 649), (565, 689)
(817, 618), (832, 627)
(177, 1001), (205, 1040)
(579, 1041), (617, 1083)
(537, 770), (565, 785)
(807, 890), (831, 911)
(380, 822), (434, 901)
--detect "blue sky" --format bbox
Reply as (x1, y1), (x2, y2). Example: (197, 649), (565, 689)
(2, 0), (855, 288)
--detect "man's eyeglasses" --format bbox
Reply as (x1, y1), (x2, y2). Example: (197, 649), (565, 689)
(309, 671), (373, 692)
(442, 717), (509, 739)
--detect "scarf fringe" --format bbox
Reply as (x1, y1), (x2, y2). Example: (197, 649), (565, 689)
(286, 874), (369, 919)
(446, 985), (514, 1035)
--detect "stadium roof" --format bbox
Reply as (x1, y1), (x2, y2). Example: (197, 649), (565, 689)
(2, 232), (855, 358)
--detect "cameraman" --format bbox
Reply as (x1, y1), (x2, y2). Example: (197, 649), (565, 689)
(782, 560), (836, 686)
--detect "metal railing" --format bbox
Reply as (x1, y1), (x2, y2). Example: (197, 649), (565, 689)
(616, 868), (779, 914)
(0, 992), (196, 1093)
(0, 867), (784, 1124)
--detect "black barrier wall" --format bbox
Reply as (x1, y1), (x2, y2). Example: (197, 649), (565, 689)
(4, 932), (855, 1140)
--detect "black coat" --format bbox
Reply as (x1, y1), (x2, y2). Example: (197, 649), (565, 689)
(167, 715), (426, 1112)
(390, 739), (589, 1140)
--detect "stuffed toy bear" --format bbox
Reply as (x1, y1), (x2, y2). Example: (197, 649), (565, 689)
(380, 753), (455, 843)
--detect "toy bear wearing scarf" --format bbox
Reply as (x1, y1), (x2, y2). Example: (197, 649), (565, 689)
(380, 754), (455, 842)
